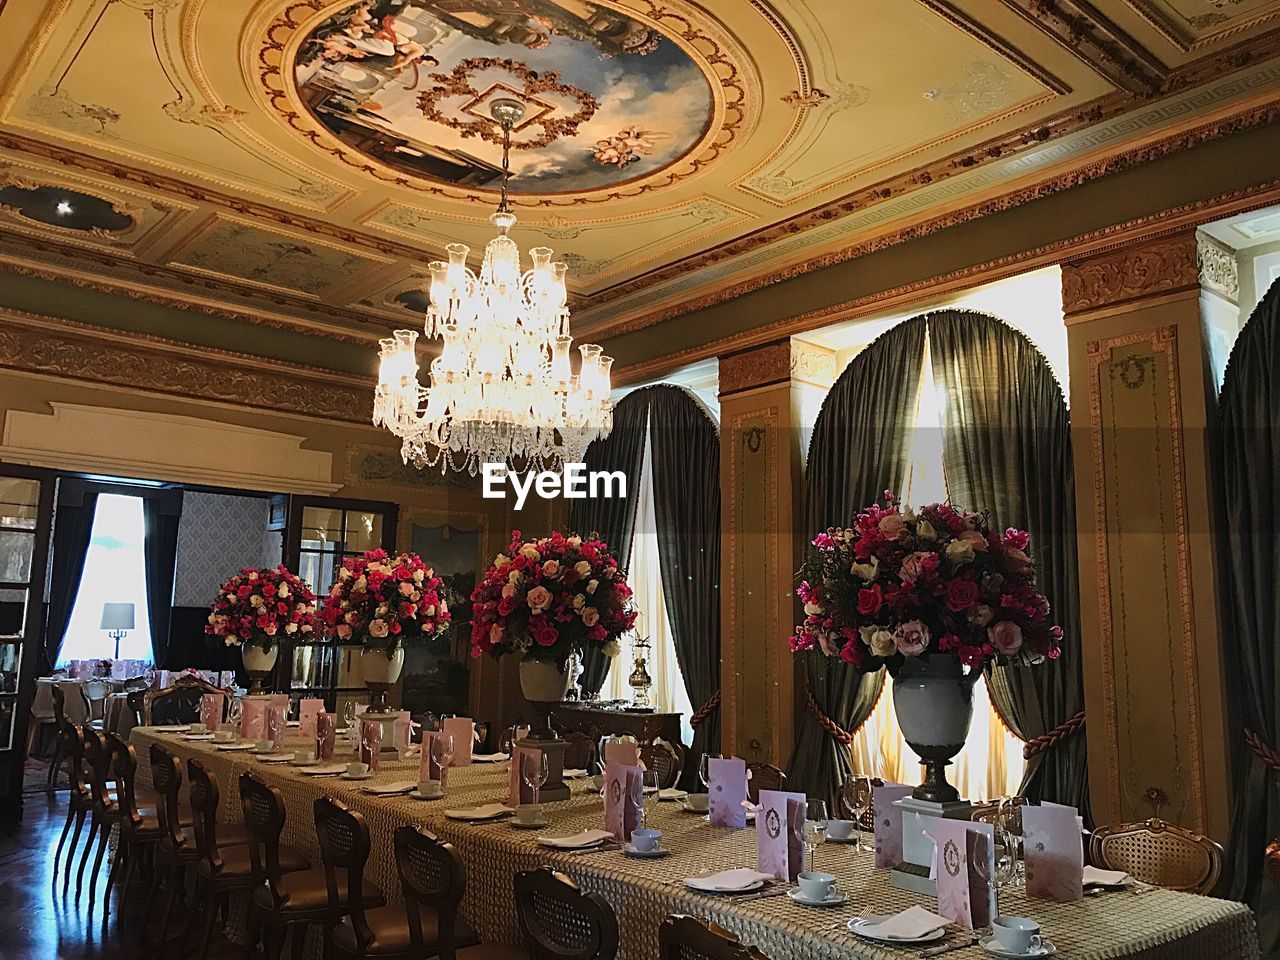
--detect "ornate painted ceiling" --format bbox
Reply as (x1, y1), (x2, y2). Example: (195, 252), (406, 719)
(1, 0), (1279, 357)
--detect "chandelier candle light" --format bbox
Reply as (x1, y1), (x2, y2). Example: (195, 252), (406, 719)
(374, 98), (614, 474)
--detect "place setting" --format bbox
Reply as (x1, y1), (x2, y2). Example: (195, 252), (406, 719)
(444, 803), (516, 823)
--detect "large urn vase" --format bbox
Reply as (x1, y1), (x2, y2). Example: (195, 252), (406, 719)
(892, 655), (978, 803)
(516, 654), (572, 802)
(241, 641), (278, 695)
(361, 645), (405, 715)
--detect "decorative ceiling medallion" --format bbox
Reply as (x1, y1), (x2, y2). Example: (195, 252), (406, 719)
(0, 182), (136, 238)
(263, 0), (740, 202)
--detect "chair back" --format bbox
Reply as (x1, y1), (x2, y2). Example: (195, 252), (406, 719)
(58, 679), (90, 726)
(126, 689), (147, 729)
(187, 758), (230, 874)
(63, 718), (89, 798)
(562, 731), (597, 773)
(394, 826), (466, 959)
(515, 867), (619, 960)
(144, 675), (229, 726)
(81, 727), (114, 814)
(107, 734), (143, 834)
(240, 772), (292, 894)
(314, 796), (374, 948)
(745, 763), (786, 805)
(639, 738), (684, 789)
(1090, 818), (1223, 894)
(149, 743), (187, 849)
(659, 916), (771, 960)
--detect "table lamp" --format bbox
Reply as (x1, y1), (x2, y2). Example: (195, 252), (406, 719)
(100, 602), (135, 660)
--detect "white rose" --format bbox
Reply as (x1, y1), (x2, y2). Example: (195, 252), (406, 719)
(285, 622), (298, 634)
(508, 570), (522, 585)
(248, 571), (258, 580)
(859, 625), (896, 657)
(339, 567), (352, 580)
(519, 544), (540, 561)
(850, 556), (879, 581)
(354, 576), (367, 591)
(945, 539), (975, 566)
(568, 535), (582, 547)
(916, 519), (937, 541)
(413, 569), (425, 583)
(572, 594), (586, 610)
(587, 579), (599, 594)
(278, 583), (290, 598)
(803, 601), (823, 616)
(574, 560), (592, 578)
(494, 554), (510, 568)
(602, 640), (621, 658)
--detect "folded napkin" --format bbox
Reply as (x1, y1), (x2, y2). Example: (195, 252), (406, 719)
(154, 725), (188, 733)
(301, 763), (347, 776)
(363, 780), (416, 796)
(683, 868), (774, 892)
(258, 752), (294, 763)
(873, 906), (948, 940)
(472, 752), (509, 763)
(181, 732), (215, 740)
(659, 788), (688, 801)
(562, 768), (589, 779)
(537, 829), (613, 849)
(446, 803), (514, 821)
(214, 742), (254, 751)
(1083, 865), (1132, 887)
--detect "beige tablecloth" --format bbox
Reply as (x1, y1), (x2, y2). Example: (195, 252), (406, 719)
(131, 726), (1258, 960)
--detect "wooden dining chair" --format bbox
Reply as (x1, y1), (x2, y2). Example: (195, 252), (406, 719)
(514, 867), (619, 960)
(103, 734), (166, 930)
(745, 763), (786, 805)
(639, 738), (684, 789)
(79, 727), (124, 912)
(51, 713), (91, 893)
(145, 675), (229, 726)
(242, 772), (381, 960)
(315, 796), (384, 960)
(562, 731), (597, 773)
(1090, 818), (1223, 895)
(658, 916), (772, 960)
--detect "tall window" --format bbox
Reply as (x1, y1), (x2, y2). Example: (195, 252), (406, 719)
(58, 494), (153, 665)
(848, 333), (1027, 799)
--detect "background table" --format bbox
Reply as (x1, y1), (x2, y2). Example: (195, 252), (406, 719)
(131, 726), (1259, 960)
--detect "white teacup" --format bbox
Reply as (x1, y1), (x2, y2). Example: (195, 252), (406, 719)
(683, 793), (710, 813)
(589, 774), (605, 792)
(346, 761), (369, 777)
(417, 779), (443, 798)
(992, 916), (1043, 955)
(825, 819), (856, 841)
(213, 729), (236, 743)
(797, 870), (837, 901)
(293, 749), (316, 764)
(515, 803), (541, 824)
(188, 723), (203, 734)
(630, 828), (661, 852)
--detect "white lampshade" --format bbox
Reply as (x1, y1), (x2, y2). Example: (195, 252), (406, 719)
(100, 602), (135, 631)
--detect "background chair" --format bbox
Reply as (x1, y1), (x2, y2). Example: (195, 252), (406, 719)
(1090, 817), (1223, 895)
(514, 867), (618, 960)
(745, 763), (786, 805)
(315, 796), (384, 960)
(638, 738), (684, 789)
(562, 731), (596, 774)
(144, 675), (229, 726)
(659, 916), (771, 960)
(51, 712), (90, 892)
(103, 735), (165, 929)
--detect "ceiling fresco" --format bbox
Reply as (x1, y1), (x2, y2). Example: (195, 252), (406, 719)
(0, 0), (1278, 359)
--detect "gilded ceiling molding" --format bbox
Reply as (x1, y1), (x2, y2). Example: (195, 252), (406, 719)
(1196, 233), (1239, 304)
(0, 306), (375, 425)
(611, 174), (1280, 386)
(1061, 232), (1200, 316)
(717, 340), (794, 396)
(1122, 0), (1280, 52)
(921, 0), (1072, 95)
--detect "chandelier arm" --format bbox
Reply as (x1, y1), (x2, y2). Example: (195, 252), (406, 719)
(497, 113), (512, 216)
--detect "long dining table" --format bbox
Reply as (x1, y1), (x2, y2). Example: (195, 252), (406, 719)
(130, 725), (1259, 960)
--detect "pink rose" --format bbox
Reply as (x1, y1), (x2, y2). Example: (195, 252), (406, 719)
(488, 623), (504, 646)
(335, 623), (351, 639)
(958, 530), (989, 552)
(398, 581), (415, 597)
(893, 619), (931, 656)
(878, 513), (906, 541)
(581, 607), (600, 627)
(368, 619), (389, 638)
(501, 582), (517, 600)
(542, 560), (561, 578)
(526, 585), (552, 614)
(818, 632), (839, 657)
(899, 551), (936, 582)
(988, 620), (1023, 655)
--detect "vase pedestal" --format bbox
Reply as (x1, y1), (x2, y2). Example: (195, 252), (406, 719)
(521, 728), (570, 802)
(360, 711), (405, 759)
(889, 795), (975, 897)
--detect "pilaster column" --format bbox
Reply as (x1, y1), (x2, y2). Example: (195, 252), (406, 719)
(1062, 229), (1231, 840)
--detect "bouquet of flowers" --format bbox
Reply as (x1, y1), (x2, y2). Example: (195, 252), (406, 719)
(469, 530), (638, 665)
(205, 565), (317, 650)
(790, 496), (1062, 671)
(318, 548), (449, 648)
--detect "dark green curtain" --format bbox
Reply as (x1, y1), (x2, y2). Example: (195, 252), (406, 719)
(1222, 278), (1280, 950)
(647, 385), (721, 791)
(927, 310), (1086, 813)
(787, 316), (927, 806)
(43, 482), (99, 671)
(567, 389), (652, 695)
(143, 490), (183, 668)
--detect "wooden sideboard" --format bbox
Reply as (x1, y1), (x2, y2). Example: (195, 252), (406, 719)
(550, 702), (684, 748)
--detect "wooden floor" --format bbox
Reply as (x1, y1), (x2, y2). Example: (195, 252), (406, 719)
(0, 790), (244, 960)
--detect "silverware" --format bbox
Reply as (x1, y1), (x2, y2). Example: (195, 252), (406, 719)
(919, 936), (980, 957)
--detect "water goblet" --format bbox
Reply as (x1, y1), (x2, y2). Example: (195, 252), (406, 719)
(804, 798), (829, 872)
(843, 775), (874, 853)
(699, 752), (721, 790)
(522, 750), (550, 810)
(641, 769), (661, 828)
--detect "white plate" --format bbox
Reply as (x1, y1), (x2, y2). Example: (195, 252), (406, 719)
(537, 829), (613, 850)
(445, 805), (513, 821)
(154, 725), (188, 733)
(562, 769), (589, 779)
(847, 916), (946, 945)
(658, 789), (688, 802)
(623, 844), (670, 859)
(181, 732), (215, 741)
(340, 771), (374, 781)
(302, 764), (347, 777)
(258, 752), (294, 763)
(786, 888), (848, 908)
(683, 869), (773, 893)
(362, 781), (416, 796)
(286, 720), (300, 727)
(979, 936), (1056, 958)
(214, 742), (255, 751)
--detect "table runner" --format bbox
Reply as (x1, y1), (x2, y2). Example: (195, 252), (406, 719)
(131, 726), (1258, 960)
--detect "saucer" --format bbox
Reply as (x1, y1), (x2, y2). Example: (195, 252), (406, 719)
(622, 843), (670, 859)
(340, 771), (374, 781)
(786, 888), (848, 907)
(825, 835), (862, 845)
(510, 818), (550, 830)
(979, 936), (1056, 957)
(289, 757), (320, 767)
(412, 789), (445, 801)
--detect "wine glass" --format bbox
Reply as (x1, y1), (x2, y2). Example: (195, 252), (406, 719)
(997, 797), (1026, 888)
(522, 751), (550, 810)
(843, 775), (875, 852)
(641, 769), (661, 827)
(437, 733), (455, 777)
(804, 798), (829, 872)
(342, 699), (357, 732)
(226, 696), (243, 730)
(699, 752), (721, 790)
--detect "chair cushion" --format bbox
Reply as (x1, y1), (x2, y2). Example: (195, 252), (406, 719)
(252, 867), (385, 916)
(197, 841), (310, 881)
(331, 904), (478, 957)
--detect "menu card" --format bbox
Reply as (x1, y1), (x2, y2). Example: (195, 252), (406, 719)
(443, 717), (476, 765)
(604, 762), (643, 842)
(392, 710), (412, 753)
(200, 693), (223, 732)
(602, 736), (640, 766)
(267, 703), (288, 750)
(756, 789), (806, 881)
(509, 745), (541, 805)
(316, 712), (336, 760)
(420, 731), (451, 785)
(241, 699), (267, 741)
(708, 756), (748, 829)
(359, 719), (382, 772)
(1023, 803), (1084, 901)
(873, 782), (915, 868)
(933, 819), (996, 929)
(298, 698), (324, 738)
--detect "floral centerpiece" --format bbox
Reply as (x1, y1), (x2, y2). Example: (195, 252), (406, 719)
(791, 496), (1062, 802)
(205, 565), (317, 693)
(318, 548), (449, 712)
(469, 530), (637, 702)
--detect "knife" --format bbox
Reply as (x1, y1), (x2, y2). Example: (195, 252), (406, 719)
(919, 935), (981, 957)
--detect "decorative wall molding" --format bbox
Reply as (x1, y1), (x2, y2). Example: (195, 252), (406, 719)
(345, 444), (476, 492)
(1062, 233), (1200, 315)
(717, 340), (793, 396)
(789, 340), (838, 388)
(1196, 232), (1240, 303)
(0, 307), (375, 425)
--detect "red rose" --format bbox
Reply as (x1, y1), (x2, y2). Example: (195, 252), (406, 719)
(945, 578), (981, 612)
(237, 584), (252, 598)
(262, 582), (277, 597)
(534, 624), (559, 647)
(498, 597), (516, 617)
(856, 584), (883, 616)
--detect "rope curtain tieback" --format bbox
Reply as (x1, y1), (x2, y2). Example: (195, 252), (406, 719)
(803, 684), (853, 746)
(1244, 728), (1280, 773)
(690, 690), (720, 727)
(1022, 710), (1086, 760)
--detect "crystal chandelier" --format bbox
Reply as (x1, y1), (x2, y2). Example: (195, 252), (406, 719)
(373, 98), (614, 475)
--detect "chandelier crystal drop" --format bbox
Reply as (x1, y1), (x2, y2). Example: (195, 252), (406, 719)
(373, 97), (613, 475)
